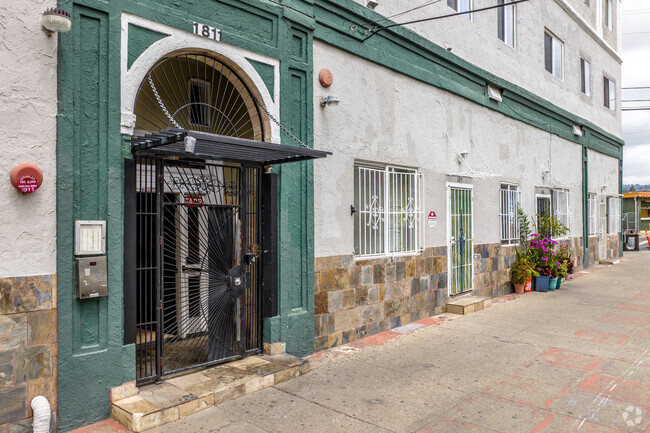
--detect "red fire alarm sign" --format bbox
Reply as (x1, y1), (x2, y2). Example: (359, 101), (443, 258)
(10, 162), (43, 194)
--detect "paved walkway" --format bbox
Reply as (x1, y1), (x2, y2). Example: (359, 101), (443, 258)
(82, 251), (650, 433)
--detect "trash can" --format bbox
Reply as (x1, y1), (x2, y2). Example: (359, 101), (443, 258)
(624, 230), (639, 251)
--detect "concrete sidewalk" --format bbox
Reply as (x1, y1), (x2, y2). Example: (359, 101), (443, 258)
(145, 252), (650, 433)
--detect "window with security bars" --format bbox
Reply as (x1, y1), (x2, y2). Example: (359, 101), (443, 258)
(607, 196), (621, 234)
(552, 189), (570, 237)
(354, 165), (424, 257)
(588, 193), (598, 236)
(499, 184), (519, 244)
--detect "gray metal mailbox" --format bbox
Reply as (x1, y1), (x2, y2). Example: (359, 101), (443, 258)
(77, 256), (108, 299)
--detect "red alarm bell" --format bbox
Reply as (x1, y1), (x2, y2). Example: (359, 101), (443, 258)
(10, 162), (43, 193)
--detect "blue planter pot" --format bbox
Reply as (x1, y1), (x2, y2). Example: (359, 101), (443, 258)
(548, 277), (559, 291)
(535, 276), (549, 292)
(556, 278), (562, 290)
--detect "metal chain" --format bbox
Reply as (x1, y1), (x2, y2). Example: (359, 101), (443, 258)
(148, 75), (181, 129)
(252, 96), (309, 149)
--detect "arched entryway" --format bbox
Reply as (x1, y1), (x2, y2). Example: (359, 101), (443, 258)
(131, 51), (267, 384)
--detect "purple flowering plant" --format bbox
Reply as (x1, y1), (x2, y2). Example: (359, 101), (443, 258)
(527, 234), (561, 277)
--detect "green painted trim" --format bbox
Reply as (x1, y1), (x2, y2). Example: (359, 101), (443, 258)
(56, 0), (318, 429)
(128, 24), (168, 69)
(313, 0), (624, 160)
(582, 139), (590, 268)
(248, 59), (276, 101)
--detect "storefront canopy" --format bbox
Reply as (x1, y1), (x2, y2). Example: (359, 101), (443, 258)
(129, 129), (330, 165)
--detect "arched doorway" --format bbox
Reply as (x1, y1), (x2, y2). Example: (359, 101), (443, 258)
(131, 52), (266, 384)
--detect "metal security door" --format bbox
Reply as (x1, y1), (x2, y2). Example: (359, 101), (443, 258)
(134, 157), (262, 384)
(599, 200), (607, 260)
(448, 185), (473, 295)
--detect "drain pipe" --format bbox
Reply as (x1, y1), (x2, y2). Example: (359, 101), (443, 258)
(31, 396), (51, 433)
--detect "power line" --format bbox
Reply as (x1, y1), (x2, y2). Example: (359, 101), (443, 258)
(622, 87), (650, 90)
(371, 0), (443, 27)
(363, 0), (530, 41)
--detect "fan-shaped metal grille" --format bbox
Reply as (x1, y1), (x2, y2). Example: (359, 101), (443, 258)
(134, 53), (264, 140)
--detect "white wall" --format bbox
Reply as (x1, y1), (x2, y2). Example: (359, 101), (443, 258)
(313, 41), (585, 258)
(352, 0), (621, 136)
(588, 149), (620, 202)
(0, 1), (58, 276)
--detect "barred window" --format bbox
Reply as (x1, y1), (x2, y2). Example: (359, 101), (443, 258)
(607, 196), (621, 234)
(354, 164), (424, 257)
(499, 184), (519, 244)
(588, 193), (598, 236)
(552, 189), (570, 237)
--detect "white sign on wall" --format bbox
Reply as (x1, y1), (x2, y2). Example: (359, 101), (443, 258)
(427, 211), (437, 228)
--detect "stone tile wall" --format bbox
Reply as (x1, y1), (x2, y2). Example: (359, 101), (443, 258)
(0, 275), (57, 431)
(314, 247), (449, 352)
(587, 235), (622, 265)
(314, 237), (589, 352)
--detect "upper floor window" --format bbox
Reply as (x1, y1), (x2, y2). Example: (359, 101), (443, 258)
(354, 164), (424, 257)
(497, 0), (515, 48)
(604, 76), (616, 111)
(544, 31), (563, 79)
(448, 0), (472, 20)
(580, 58), (591, 97)
(499, 184), (519, 244)
(606, 0), (613, 30)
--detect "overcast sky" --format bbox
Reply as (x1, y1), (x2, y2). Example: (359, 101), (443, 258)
(621, 0), (650, 185)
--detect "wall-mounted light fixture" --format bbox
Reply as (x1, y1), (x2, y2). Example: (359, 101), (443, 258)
(542, 169), (550, 178)
(366, 0), (379, 9)
(41, 8), (72, 35)
(320, 95), (340, 108)
(184, 135), (196, 153)
(486, 84), (502, 102)
(572, 124), (583, 136)
(601, 185), (608, 192)
(457, 150), (469, 165)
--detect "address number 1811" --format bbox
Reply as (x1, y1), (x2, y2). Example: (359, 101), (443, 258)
(192, 22), (222, 41)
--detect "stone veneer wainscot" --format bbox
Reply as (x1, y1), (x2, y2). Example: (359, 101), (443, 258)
(0, 274), (57, 431)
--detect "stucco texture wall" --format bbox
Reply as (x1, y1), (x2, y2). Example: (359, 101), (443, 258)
(0, 1), (59, 431)
(0, 0), (58, 277)
(351, 0), (621, 137)
(313, 41), (584, 258)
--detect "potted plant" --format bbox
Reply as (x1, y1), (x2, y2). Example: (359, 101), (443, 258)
(511, 258), (531, 294)
(528, 234), (558, 292)
(556, 260), (568, 289)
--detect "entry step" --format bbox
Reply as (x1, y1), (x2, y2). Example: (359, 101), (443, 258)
(599, 259), (620, 265)
(111, 354), (309, 432)
(446, 296), (492, 315)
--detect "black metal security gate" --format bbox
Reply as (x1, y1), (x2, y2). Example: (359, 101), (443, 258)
(134, 156), (261, 384)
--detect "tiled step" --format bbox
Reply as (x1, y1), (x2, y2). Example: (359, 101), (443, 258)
(599, 259), (620, 265)
(446, 296), (492, 315)
(111, 354), (309, 432)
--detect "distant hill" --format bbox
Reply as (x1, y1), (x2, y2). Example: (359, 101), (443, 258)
(623, 184), (650, 192)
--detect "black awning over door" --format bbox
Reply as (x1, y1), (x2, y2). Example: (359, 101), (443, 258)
(129, 129), (330, 165)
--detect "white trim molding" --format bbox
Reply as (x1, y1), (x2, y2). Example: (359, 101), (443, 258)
(120, 13), (281, 142)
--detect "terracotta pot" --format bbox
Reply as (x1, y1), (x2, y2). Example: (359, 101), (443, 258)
(514, 283), (525, 294)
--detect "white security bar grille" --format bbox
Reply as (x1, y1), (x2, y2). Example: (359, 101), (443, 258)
(552, 189), (570, 236)
(588, 193), (598, 236)
(499, 184), (519, 244)
(354, 165), (423, 257)
(607, 196), (621, 234)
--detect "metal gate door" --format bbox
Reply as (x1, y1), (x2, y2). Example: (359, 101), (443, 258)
(135, 157), (261, 384)
(448, 185), (473, 295)
(599, 200), (608, 260)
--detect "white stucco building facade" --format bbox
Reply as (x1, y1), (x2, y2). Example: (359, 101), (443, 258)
(311, 0), (623, 350)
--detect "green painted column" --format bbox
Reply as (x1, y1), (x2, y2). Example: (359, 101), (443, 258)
(582, 138), (589, 269)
